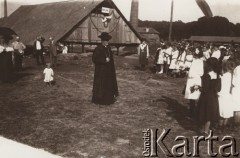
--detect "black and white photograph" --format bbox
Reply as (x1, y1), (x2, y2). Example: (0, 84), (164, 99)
(0, 0), (240, 157)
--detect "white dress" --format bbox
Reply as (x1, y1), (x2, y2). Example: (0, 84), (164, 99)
(232, 66), (240, 111)
(184, 58), (204, 100)
(176, 51), (186, 70)
(164, 47), (172, 65)
(218, 72), (234, 118)
(43, 68), (54, 82)
(157, 49), (165, 64)
(169, 50), (179, 70)
(184, 54), (193, 69)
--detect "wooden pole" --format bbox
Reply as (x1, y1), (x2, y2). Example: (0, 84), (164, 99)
(168, 0), (174, 42)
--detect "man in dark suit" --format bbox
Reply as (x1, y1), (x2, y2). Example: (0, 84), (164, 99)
(92, 32), (119, 105)
(33, 36), (45, 65)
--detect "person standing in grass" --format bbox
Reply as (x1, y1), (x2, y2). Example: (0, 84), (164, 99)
(184, 49), (204, 118)
(34, 36), (45, 65)
(164, 43), (172, 75)
(43, 63), (54, 86)
(198, 57), (221, 134)
(169, 44), (179, 73)
(138, 39), (149, 70)
(92, 32), (119, 105)
(49, 37), (57, 67)
(11, 36), (26, 71)
(0, 36), (14, 82)
(218, 60), (235, 132)
(155, 44), (166, 74)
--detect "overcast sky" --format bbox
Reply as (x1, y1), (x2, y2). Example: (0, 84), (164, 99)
(0, 0), (240, 24)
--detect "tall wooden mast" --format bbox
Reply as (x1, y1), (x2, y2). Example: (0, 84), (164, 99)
(168, 0), (174, 42)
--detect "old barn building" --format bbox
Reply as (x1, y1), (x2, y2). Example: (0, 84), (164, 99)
(0, 0), (142, 53)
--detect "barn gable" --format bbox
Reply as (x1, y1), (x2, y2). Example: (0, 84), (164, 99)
(64, 9), (140, 45)
(0, 0), (141, 47)
(61, 0), (141, 46)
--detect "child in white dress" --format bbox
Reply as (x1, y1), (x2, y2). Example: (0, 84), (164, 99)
(218, 61), (235, 131)
(184, 50), (204, 117)
(156, 46), (166, 74)
(169, 45), (179, 71)
(232, 63), (240, 111)
(43, 63), (54, 86)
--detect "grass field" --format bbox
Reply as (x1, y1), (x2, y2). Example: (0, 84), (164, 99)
(0, 53), (239, 158)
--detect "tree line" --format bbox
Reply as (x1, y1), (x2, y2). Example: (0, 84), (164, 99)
(138, 16), (240, 41)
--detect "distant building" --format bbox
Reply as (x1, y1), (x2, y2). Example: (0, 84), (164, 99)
(137, 27), (160, 44)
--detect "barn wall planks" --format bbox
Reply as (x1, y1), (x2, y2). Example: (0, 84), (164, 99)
(65, 9), (140, 45)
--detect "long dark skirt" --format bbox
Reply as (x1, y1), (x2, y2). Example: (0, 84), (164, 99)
(14, 51), (23, 71)
(139, 51), (148, 66)
(0, 51), (14, 82)
(92, 66), (117, 105)
(197, 93), (220, 125)
(197, 75), (221, 125)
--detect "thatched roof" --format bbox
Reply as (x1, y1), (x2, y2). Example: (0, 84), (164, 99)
(189, 36), (240, 43)
(0, 0), (103, 45)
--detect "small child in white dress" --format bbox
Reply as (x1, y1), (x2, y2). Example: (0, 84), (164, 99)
(43, 63), (54, 86)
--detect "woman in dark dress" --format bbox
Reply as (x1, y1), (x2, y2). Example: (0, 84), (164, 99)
(198, 57), (221, 134)
(0, 37), (14, 82)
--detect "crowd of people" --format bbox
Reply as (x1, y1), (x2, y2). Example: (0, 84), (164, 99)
(0, 35), (69, 83)
(153, 41), (237, 77)
(1, 32), (240, 133)
(152, 40), (240, 134)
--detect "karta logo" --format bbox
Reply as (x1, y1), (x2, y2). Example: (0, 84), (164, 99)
(142, 129), (239, 157)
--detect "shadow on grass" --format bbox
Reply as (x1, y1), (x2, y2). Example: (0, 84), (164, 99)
(156, 96), (198, 133)
(0, 72), (33, 84)
(12, 72), (34, 83)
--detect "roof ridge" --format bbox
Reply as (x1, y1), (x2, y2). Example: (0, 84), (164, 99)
(23, 0), (101, 6)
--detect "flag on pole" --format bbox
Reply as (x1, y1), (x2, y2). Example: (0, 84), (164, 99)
(195, 0), (213, 17)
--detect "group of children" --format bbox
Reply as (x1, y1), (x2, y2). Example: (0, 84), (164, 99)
(155, 42), (192, 77)
(154, 42), (234, 78)
(182, 42), (240, 134)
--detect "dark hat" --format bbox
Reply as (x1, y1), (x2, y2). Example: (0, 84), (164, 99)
(98, 32), (112, 41)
